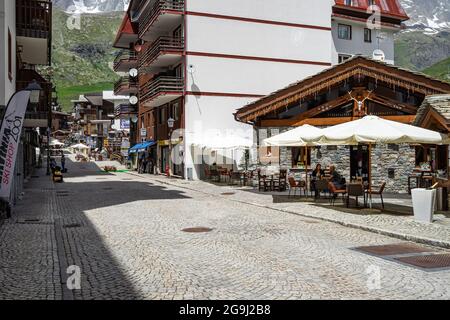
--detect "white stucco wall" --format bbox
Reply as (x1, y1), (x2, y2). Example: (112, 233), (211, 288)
(331, 19), (396, 65)
(183, 0), (334, 179)
(0, 0), (16, 106)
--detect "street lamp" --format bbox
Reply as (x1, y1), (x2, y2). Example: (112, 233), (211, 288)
(26, 80), (42, 104)
(167, 117), (175, 177)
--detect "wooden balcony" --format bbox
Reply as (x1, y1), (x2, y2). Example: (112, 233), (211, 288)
(114, 77), (139, 96)
(140, 76), (184, 108)
(139, 0), (184, 42)
(139, 36), (184, 73)
(114, 104), (138, 117)
(16, 0), (52, 65)
(114, 50), (138, 72)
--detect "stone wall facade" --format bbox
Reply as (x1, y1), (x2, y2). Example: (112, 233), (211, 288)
(255, 128), (416, 194)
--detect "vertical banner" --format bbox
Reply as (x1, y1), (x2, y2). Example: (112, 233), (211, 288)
(0, 91), (31, 200)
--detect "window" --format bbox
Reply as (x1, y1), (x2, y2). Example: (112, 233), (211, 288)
(158, 107), (166, 125)
(364, 28), (372, 43)
(171, 102), (180, 121)
(344, 0), (352, 5)
(8, 29), (12, 81)
(338, 24), (352, 40)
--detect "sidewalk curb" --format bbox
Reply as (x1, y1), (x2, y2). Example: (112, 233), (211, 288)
(126, 172), (450, 250)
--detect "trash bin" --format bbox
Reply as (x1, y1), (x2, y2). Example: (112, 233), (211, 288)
(411, 188), (436, 223)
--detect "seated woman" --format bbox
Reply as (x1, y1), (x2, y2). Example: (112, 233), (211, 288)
(311, 164), (325, 198)
(329, 165), (346, 190)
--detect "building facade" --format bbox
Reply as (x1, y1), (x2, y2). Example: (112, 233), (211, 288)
(235, 57), (450, 193)
(0, 0), (53, 210)
(113, 0), (408, 180)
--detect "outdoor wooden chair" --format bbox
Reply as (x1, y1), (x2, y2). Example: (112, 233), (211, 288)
(288, 177), (306, 198)
(347, 183), (364, 208)
(328, 182), (347, 206)
(257, 170), (271, 192)
(365, 182), (387, 209)
(273, 170), (288, 192)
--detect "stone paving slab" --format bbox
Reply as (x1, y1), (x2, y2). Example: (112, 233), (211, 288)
(137, 174), (450, 249)
(2, 160), (450, 300)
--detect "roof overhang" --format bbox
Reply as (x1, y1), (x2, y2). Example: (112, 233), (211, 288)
(235, 56), (450, 124)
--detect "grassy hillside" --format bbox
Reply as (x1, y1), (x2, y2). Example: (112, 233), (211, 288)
(394, 31), (450, 71)
(51, 9), (123, 110)
(422, 57), (450, 82)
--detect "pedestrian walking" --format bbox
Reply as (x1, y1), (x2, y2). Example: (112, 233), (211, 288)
(61, 154), (66, 173)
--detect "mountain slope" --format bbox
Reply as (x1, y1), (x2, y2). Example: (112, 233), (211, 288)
(51, 9), (123, 110)
(53, 0), (129, 13)
(401, 0), (450, 33)
(422, 56), (450, 81)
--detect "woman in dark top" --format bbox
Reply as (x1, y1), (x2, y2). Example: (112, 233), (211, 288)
(311, 164), (325, 198)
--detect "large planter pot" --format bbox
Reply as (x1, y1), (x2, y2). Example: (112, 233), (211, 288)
(411, 188), (436, 223)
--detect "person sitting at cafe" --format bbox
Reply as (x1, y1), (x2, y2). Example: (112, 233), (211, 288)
(311, 164), (325, 198)
(329, 165), (346, 190)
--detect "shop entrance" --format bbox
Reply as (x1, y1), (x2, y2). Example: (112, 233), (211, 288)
(350, 145), (370, 183)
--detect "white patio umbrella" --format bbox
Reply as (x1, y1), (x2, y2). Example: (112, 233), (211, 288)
(71, 143), (90, 150)
(310, 116), (450, 208)
(317, 115), (449, 145)
(49, 139), (64, 147)
(263, 124), (323, 147)
(263, 125), (324, 193)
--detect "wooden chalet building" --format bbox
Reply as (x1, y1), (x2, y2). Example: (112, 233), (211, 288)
(235, 56), (450, 193)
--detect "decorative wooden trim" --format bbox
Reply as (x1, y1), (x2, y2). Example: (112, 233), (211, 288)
(260, 115), (416, 127)
(185, 11), (332, 31)
(186, 51), (332, 66)
(236, 57), (450, 123)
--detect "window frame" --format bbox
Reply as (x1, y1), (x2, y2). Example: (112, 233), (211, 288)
(338, 24), (352, 40)
(364, 28), (372, 43)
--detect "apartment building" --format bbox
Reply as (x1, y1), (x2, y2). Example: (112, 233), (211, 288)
(0, 0), (53, 206)
(114, 0), (407, 180)
(332, 0), (408, 65)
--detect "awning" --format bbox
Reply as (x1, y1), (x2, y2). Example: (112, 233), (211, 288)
(129, 141), (156, 154)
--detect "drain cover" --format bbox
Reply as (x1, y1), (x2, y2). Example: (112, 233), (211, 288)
(182, 227), (213, 233)
(63, 223), (82, 229)
(354, 243), (434, 256)
(103, 187), (113, 191)
(221, 192), (235, 196)
(395, 254), (450, 270)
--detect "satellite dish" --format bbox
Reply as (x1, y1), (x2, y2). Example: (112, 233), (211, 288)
(372, 49), (385, 62)
(129, 68), (138, 78)
(129, 95), (138, 105)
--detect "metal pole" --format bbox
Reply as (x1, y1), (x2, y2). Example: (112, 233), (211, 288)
(369, 143), (373, 209)
(168, 129), (173, 177)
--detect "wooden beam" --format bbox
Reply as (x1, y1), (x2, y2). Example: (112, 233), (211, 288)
(289, 95), (351, 122)
(260, 115), (416, 127)
(368, 95), (418, 114)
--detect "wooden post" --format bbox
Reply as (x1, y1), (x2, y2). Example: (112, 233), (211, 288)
(369, 143), (373, 209)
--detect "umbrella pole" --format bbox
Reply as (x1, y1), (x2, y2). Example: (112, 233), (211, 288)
(306, 146), (309, 197)
(369, 143), (373, 209)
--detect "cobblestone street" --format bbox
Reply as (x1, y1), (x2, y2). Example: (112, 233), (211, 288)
(1, 159), (450, 300)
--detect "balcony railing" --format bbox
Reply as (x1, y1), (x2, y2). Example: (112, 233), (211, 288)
(115, 104), (138, 117)
(114, 50), (138, 71)
(141, 76), (184, 104)
(139, 36), (184, 68)
(16, 0), (52, 39)
(139, 0), (184, 38)
(114, 77), (139, 95)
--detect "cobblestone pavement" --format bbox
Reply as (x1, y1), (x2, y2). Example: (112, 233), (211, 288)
(150, 176), (450, 249)
(1, 159), (450, 300)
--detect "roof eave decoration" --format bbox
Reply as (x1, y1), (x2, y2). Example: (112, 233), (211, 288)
(235, 56), (450, 124)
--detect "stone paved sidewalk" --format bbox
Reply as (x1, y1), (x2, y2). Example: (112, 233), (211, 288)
(133, 174), (450, 249)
